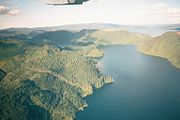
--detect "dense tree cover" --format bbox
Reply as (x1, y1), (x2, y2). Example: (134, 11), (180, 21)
(83, 29), (152, 45)
(138, 32), (180, 69)
(0, 27), (179, 120)
(0, 29), (95, 46)
(0, 40), (25, 60)
(0, 43), (113, 120)
(0, 69), (6, 81)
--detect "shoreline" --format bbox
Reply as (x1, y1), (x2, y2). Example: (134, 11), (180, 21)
(74, 47), (114, 119)
(0, 45), (114, 120)
(137, 49), (180, 69)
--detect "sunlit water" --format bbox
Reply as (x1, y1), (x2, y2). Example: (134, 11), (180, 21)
(76, 45), (180, 120)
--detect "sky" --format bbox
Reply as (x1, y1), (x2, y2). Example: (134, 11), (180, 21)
(0, 0), (180, 29)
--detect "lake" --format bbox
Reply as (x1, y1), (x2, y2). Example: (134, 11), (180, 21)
(76, 45), (180, 120)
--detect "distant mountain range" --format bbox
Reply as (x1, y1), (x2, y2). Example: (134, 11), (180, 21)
(1, 23), (179, 36)
(0, 23), (121, 34)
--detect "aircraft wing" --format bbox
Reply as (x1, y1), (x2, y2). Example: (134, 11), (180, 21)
(47, 0), (90, 5)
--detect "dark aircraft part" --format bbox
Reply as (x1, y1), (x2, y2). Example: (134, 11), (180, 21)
(47, 0), (90, 5)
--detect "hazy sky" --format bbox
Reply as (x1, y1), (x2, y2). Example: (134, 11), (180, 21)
(0, 0), (180, 29)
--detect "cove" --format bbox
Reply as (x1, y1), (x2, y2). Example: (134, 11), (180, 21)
(76, 45), (180, 120)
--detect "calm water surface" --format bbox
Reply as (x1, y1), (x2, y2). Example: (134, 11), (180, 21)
(76, 45), (180, 120)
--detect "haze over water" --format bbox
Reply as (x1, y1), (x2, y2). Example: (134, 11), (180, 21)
(76, 45), (180, 120)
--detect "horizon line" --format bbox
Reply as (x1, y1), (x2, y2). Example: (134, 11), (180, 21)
(0, 22), (180, 30)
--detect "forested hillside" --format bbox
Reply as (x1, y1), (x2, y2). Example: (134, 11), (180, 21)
(0, 27), (179, 120)
(0, 42), (113, 120)
(138, 32), (180, 69)
(84, 29), (152, 45)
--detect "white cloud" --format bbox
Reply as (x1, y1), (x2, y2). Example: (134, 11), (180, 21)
(7, 9), (21, 16)
(0, 5), (9, 14)
(141, 3), (180, 24)
(152, 3), (167, 8)
(0, 5), (22, 16)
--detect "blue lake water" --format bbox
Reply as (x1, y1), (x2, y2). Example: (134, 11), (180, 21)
(76, 45), (180, 120)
